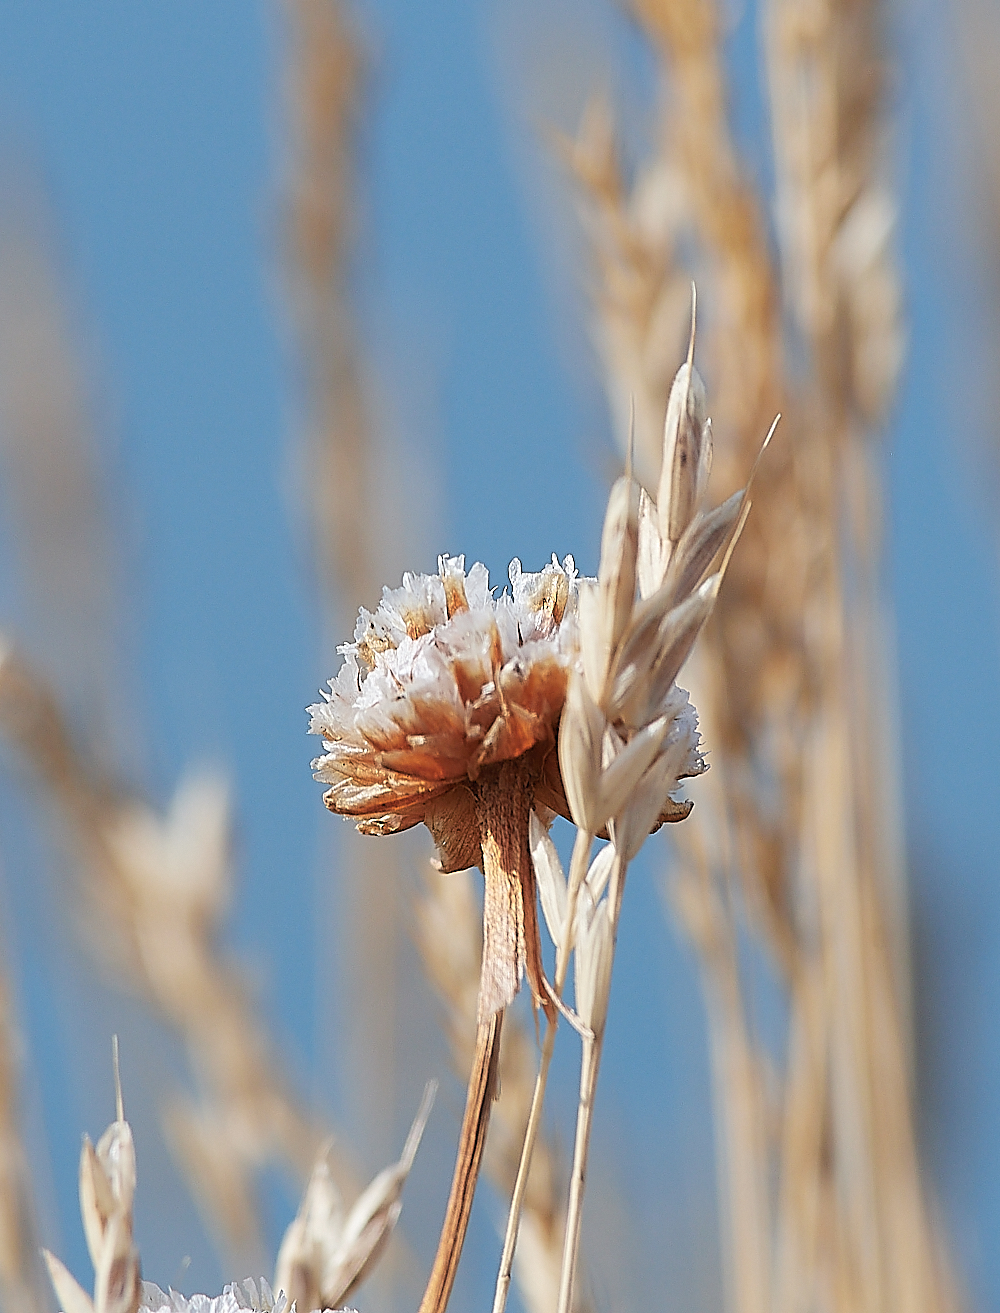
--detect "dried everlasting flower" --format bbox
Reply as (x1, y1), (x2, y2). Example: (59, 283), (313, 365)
(310, 553), (583, 1021)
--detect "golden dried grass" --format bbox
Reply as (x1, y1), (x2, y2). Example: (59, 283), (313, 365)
(0, 644), (340, 1269)
(565, 1), (957, 1310)
(281, 0), (403, 1180)
(0, 958), (47, 1313)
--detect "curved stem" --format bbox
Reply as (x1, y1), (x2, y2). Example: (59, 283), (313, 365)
(418, 1012), (503, 1313)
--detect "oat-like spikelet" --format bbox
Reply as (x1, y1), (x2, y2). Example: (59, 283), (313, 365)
(274, 1084), (434, 1313)
(44, 1046), (141, 1313)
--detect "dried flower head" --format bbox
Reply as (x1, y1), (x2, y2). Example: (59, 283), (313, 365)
(310, 553), (587, 1023)
(310, 554), (581, 863)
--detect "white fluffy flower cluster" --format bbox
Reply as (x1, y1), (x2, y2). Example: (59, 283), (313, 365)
(309, 553), (582, 839)
(139, 1279), (354, 1313)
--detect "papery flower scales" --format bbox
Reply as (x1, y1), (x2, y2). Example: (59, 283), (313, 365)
(309, 553), (589, 873)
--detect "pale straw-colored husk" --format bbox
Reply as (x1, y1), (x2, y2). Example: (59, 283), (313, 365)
(44, 1050), (424, 1313)
(0, 957), (47, 1313)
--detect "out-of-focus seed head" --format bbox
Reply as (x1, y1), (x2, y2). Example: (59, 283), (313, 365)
(657, 362), (712, 545)
(597, 476), (640, 656)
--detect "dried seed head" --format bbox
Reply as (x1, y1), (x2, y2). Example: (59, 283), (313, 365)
(657, 362), (712, 545)
(309, 553), (580, 858)
(597, 475), (640, 661)
(273, 1146), (344, 1313)
(275, 1085), (434, 1313)
(79, 1044), (137, 1278)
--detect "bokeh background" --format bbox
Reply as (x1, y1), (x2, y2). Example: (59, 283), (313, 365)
(1, 1), (999, 1311)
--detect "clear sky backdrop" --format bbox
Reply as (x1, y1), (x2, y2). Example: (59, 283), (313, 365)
(2, 0), (1000, 1309)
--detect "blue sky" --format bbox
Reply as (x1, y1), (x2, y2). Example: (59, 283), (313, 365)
(1, 0), (999, 1308)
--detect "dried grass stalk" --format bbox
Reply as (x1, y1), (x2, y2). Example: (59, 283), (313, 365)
(0, 644), (341, 1268)
(567, 0), (958, 1309)
(0, 959), (47, 1313)
(281, 0), (402, 1176)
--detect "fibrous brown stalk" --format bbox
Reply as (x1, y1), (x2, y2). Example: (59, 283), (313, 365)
(419, 758), (547, 1313)
(417, 863), (582, 1313)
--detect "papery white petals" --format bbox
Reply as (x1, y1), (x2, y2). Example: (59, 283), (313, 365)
(310, 554), (582, 817)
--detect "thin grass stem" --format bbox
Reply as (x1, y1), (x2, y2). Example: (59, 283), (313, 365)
(492, 826), (594, 1313)
(557, 1034), (602, 1313)
(556, 849), (626, 1313)
(491, 1014), (557, 1313)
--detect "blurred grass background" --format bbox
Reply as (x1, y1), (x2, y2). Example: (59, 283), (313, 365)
(0, 1), (999, 1311)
